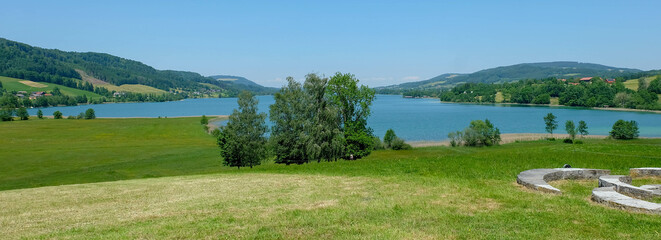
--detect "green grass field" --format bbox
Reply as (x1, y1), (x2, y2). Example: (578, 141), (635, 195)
(0, 118), (660, 239)
(0, 76), (104, 99)
(624, 79), (640, 91)
(0, 117), (221, 191)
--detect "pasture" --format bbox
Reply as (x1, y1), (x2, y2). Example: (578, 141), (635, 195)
(0, 117), (660, 239)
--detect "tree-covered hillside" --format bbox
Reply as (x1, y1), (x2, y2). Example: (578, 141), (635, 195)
(436, 74), (661, 110)
(0, 38), (263, 96)
(376, 61), (642, 93)
(209, 75), (278, 94)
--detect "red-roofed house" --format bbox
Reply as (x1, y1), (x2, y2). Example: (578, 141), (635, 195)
(605, 78), (615, 84)
(579, 77), (593, 82)
(569, 82), (580, 86)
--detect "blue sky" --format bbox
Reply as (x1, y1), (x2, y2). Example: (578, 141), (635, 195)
(1, 1), (660, 87)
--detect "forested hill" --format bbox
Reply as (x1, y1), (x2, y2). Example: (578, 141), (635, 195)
(0, 38), (262, 96)
(376, 61), (642, 92)
(209, 75), (278, 94)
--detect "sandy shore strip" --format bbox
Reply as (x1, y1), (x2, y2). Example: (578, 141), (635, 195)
(409, 133), (611, 147)
(438, 100), (661, 114)
(590, 107), (661, 114)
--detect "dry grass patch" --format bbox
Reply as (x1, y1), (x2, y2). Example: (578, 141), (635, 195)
(19, 80), (47, 88)
(0, 174), (372, 238)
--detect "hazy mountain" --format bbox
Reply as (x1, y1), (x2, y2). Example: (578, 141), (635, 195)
(377, 61), (642, 90)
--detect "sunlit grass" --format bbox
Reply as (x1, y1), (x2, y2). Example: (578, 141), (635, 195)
(1, 118), (660, 238)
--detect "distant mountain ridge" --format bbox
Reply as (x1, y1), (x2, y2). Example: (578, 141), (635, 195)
(377, 61), (642, 91)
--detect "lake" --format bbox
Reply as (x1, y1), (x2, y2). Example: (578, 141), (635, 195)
(29, 95), (661, 141)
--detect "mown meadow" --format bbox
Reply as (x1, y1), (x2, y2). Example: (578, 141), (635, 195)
(0, 117), (660, 239)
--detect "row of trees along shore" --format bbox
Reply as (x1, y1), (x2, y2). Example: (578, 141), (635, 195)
(0, 85), (185, 109)
(428, 76), (661, 110)
(217, 73), (380, 169)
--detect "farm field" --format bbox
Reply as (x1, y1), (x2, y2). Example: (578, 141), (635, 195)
(0, 118), (660, 239)
(0, 117), (221, 191)
(0, 76), (104, 99)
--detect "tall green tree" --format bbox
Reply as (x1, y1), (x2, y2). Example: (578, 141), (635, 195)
(578, 120), (588, 137)
(37, 109), (43, 119)
(16, 107), (29, 120)
(327, 72), (376, 159)
(544, 113), (558, 137)
(304, 73), (345, 162)
(269, 77), (313, 165)
(218, 91), (268, 169)
(565, 120), (576, 140)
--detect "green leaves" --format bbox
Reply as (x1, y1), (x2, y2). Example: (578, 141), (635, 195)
(218, 91), (268, 169)
(565, 120), (576, 140)
(543, 113), (557, 135)
(610, 120), (639, 140)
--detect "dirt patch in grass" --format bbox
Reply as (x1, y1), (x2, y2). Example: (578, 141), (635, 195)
(19, 80), (47, 88)
(76, 69), (110, 85)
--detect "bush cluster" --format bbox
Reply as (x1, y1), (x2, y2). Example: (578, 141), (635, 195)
(610, 120), (639, 139)
(448, 119), (501, 147)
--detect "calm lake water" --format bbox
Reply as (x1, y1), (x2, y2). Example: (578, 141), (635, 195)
(29, 95), (661, 141)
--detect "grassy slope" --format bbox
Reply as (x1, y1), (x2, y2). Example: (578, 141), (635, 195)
(1, 118), (660, 239)
(622, 77), (661, 103)
(0, 117), (220, 191)
(0, 76), (104, 99)
(624, 79), (639, 91)
(76, 69), (167, 94)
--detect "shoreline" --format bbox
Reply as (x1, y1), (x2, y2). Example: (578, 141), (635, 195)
(444, 101), (661, 114)
(430, 98), (661, 114)
(97, 115), (229, 119)
(407, 133), (653, 147)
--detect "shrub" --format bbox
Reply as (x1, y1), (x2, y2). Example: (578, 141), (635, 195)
(0, 108), (13, 121)
(67, 115), (75, 119)
(463, 119), (501, 147)
(448, 131), (463, 147)
(200, 115), (208, 125)
(84, 108), (96, 119)
(37, 109), (43, 119)
(390, 137), (412, 150)
(372, 136), (385, 150)
(383, 129), (396, 148)
(573, 140), (583, 144)
(53, 111), (63, 119)
(211, 128), (221, 138)
(610, 120), (639, 139)
(563, 138), (573, 144)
